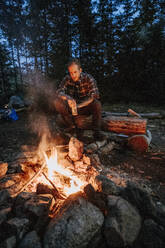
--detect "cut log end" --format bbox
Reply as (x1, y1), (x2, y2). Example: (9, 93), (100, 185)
(127, 135), (150, 153)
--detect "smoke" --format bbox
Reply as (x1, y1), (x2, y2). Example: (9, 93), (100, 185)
(25, 71), (59, 152)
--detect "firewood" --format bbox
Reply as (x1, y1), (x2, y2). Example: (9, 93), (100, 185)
(57, 113), (147, 135)
(102, 116), (147, 135)
(74, 114), (147, 135)
(127, 130), (152, 153)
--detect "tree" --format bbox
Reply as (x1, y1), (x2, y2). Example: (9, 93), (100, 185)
(0, 42), (14, 96)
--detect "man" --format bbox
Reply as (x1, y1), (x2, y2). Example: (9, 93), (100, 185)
(54, 58), (102, 140)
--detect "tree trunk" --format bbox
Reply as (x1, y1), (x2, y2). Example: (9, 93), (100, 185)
(17, 46), (23, 84)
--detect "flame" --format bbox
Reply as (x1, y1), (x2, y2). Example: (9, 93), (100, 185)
(44, 148), (85, 197)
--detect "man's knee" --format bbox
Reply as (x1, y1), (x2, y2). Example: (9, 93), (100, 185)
(91, 99), (101, 112)
(54, 97), (68, 113)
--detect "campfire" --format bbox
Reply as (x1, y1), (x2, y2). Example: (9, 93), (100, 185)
(17, 136), (99, 203)
(43, 147), (88, 198)
(0, 129), (164, 248)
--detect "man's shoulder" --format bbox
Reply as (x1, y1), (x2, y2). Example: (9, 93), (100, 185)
(62, 74), (73, 84)
(63, 74), (70, 81)
(81, 72), (95, 81)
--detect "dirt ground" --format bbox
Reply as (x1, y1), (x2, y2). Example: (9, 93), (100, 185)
(0, 104), (165, 204)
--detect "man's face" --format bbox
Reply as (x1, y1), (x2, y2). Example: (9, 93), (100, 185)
(68, 63), (82, 82)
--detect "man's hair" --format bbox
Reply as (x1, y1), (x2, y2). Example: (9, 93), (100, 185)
(67, 58), (81, 69)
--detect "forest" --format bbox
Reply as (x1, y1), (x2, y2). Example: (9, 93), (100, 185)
(0, 0), (164, 105)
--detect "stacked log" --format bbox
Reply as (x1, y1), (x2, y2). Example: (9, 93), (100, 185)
(101, 116), (147, 135)
(75, 114), (147, 136)
(57, 111), (150, 152)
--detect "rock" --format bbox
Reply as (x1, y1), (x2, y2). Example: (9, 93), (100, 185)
(85, 143), (98, 153)
(18, 231), (42, 248)
(14, 192), (35, 217)
(87, 229), (107, 248)
(89, 154), (102, 171)
(95, 140), (107, 149)
(58, 157), (73, 170)
(100, 141), (116, 154)
(122, 181), (156, 217)
(0, 208), (12, 225)
(152, 201), (165, 228)
(0, 189), (13, 209)
(0, 236), (16, 248)
(84, 184), (107, 212)
(14, 192), (54, 232)
(68, 137), (83, 161)
(14, 192), (53, 218)
(82, 154), (91, 165)
(0, 163), (8, 178)
(74, 160), (88, 172)
(140, 219), (165, 248)
(24, 194), (54, 218)
(0, 176), (15, 190)
(7, 162), (23, 174)
(44, 194), (104, 248)
(95, 175), (120, 195)
(2, 217), (29, 241)
(104, 195), (141, 247)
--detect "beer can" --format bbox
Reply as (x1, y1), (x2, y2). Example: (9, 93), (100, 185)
(71, 103), (78, 116)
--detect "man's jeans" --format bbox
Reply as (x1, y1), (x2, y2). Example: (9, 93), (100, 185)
(54, 97), (101, 130)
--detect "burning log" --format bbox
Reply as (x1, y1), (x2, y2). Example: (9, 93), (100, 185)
(10, 162), (46, 197)
(36, 182), (66, 200)
(42, 172), (66, 200)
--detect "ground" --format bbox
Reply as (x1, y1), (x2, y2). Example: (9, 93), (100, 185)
(0, 104), (165, 204)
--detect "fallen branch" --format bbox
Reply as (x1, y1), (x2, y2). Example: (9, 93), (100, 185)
(102, 111), (165, 119)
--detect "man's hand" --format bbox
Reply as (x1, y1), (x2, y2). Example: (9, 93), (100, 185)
(67, 98), (76, 108)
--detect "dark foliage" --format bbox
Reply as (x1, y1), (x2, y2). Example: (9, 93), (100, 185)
(0, 0), (164, 105)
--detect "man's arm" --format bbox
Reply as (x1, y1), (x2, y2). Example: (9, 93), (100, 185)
(77, 73), (100, 108)
(56, 76), (74, 101)
(77, 97), (94, 108)
(56, 76), (77, 114)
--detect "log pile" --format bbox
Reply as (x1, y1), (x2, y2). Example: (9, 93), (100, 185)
(74, 111), (150, 152)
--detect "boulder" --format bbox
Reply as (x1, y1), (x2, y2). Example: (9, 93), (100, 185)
(18, 231), (42, 248)
(96, 175), (120, 195)
(44, 194), (104, 248)
(0, 236), (16, 248)
(140, 219), (165, 248)
(104, 195), (141, 247)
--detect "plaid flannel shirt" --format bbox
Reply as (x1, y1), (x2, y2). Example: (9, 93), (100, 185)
(57, 72), (100, 104)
